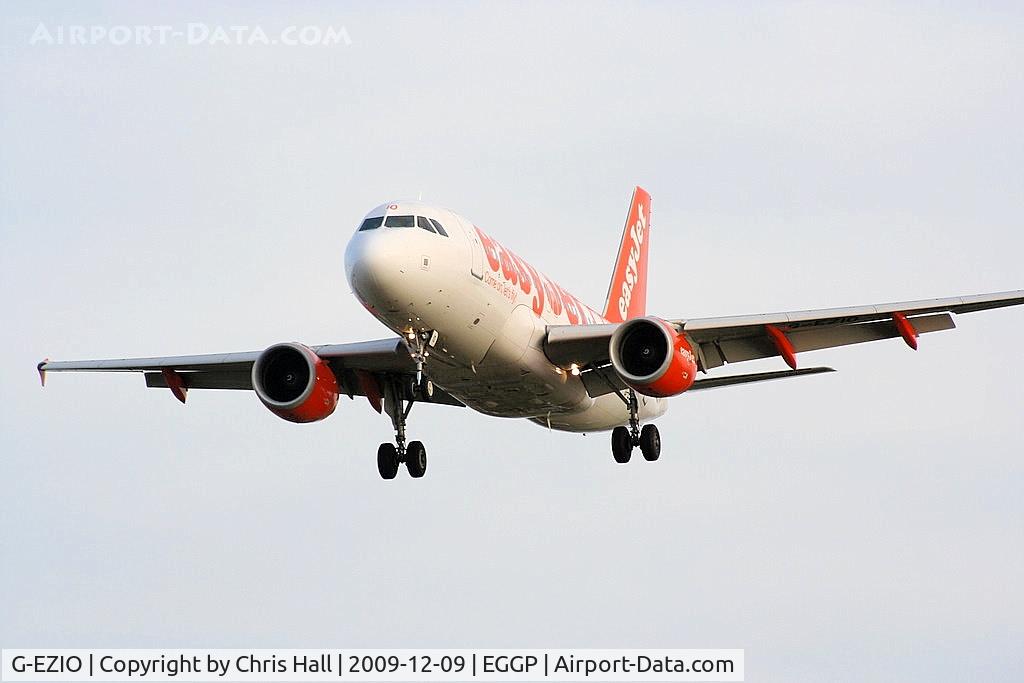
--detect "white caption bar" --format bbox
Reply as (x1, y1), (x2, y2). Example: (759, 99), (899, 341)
(2, 649), (743, 682)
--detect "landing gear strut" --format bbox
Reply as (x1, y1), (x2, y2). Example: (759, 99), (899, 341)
(610, 389), (661, 464)
(376, 375), (428, 479)
(406, 329), (437, 387)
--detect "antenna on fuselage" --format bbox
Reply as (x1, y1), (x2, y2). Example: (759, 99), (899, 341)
(417, 191), (423, 201)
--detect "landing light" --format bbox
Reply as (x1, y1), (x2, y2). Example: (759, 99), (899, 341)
(570, 363), (581, 376)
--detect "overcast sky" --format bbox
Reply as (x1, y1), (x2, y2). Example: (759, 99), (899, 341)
(1, 2), (1022, 682)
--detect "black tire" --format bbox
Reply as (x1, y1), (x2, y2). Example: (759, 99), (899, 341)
(406, 440), (427, 478)
(611, 426), (632, 463)
(640, 424), (661, 461)
(377, 443), (399, 479)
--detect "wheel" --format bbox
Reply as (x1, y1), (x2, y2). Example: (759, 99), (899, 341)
(611, 426), (632, 463)
(406, 440), (427, 478)
(377, 443), (399, 479)
(416, 377), (434, 400)
(640, 424), (661, 461)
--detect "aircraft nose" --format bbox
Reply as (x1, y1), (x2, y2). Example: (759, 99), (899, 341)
(345, 230), (409, 307)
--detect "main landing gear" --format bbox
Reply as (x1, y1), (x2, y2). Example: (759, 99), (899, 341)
(611, 389), (661, 464)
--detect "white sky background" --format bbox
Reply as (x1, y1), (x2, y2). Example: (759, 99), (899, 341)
(1, 2), (1022, 681)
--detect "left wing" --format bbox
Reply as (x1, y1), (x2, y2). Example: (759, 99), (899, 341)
(678, 289), (1024, 370)
(39, 338), (464, 408)
(544, 289), (1024, 394)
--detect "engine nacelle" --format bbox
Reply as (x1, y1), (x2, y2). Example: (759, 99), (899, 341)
(252, 342), (339, 423)
(609, 316), (698, 397)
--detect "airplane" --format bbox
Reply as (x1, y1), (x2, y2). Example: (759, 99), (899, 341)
(39, 187), (1024, 479)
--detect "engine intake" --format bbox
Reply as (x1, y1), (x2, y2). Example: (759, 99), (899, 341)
(609, 317), (698, 397)
(252, 342), (339, 423)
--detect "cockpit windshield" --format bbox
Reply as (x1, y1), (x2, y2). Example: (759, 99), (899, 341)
(384, 215), (415, 228)
(358, 213), (450, 237)
(428, 218), (449, 237)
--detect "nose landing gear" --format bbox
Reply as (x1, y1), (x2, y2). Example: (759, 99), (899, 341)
(406, 328), (437, 386)
(376, 331), (438, 480)
(610, 389), (661, 464)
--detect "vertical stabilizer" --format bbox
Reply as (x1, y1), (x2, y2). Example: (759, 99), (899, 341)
(601, 186), (652, 323)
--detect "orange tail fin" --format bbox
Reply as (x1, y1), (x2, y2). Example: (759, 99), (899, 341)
(602, 186), (652, 323)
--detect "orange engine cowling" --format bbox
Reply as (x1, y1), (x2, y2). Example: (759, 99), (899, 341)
(252, 342), (339, 423)
(609, 317), (698, 398)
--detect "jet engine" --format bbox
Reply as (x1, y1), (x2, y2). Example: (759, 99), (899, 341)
(609, 317), (698, 397)
(252, 342), (339, 423)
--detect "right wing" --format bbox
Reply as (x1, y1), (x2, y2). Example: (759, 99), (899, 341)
(39, 338), (464, 408)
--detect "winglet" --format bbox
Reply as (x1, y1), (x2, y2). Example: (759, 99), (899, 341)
(38, 359), (48, 387)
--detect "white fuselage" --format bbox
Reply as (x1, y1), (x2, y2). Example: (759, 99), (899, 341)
(343, 201), (667, 432)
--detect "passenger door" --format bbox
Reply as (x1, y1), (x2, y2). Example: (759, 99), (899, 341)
(458, 216), (485, 280)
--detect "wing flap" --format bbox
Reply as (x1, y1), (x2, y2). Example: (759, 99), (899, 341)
(579, 363), (836, 398)
(579, 365), (628, 398)
(145, 371), (253, 391)
(713, 312), (955, 365)
(689, 366), (835, 391)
